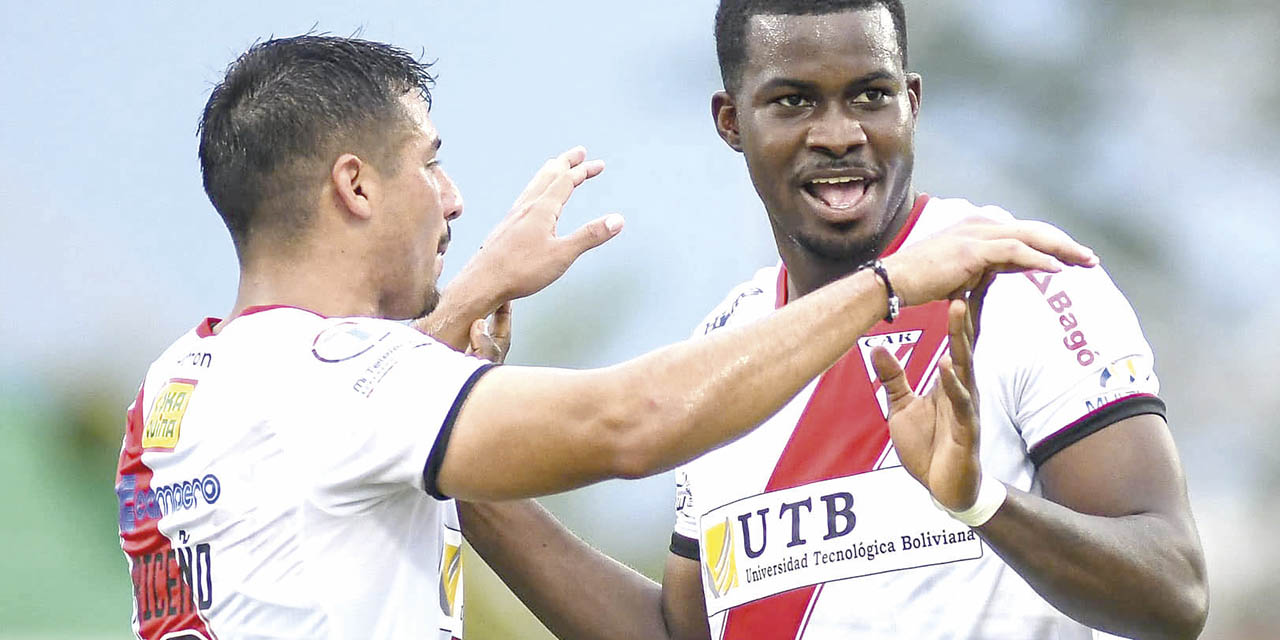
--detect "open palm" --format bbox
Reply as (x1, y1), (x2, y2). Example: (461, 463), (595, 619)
(871, 291), (987, 512)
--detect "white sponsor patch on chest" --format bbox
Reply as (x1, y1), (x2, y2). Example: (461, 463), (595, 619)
(698, 467), (982, 614)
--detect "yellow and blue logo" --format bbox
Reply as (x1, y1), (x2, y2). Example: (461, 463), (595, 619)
(702, 517), (740, 598)
(1099, 357), (1146, 389)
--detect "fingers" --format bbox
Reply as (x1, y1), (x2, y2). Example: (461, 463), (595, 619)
(999, 220), (1098, 268)
(560, 213), (625, 258)
(512, 146), (600, 211)
(938, 357), (979, 449)
(489, 301), (512, 344)
(985, 238), (1068, 274)
(468, 317), (506, 363)
(967, 271), (996, 340)
(541, 158), (604, 209)
(871, 346), (914, 412)
(947, 300), (976, 393)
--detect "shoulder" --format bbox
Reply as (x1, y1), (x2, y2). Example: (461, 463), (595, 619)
(693, 265), (777, 337)
(904, 195), (1016, 244)
(309, 316), (444, 364)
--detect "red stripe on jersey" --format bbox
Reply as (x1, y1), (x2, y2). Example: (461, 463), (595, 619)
(880, 193), (930, 257)
(117, 388), (218, 640)
(724, 195), (943, 640)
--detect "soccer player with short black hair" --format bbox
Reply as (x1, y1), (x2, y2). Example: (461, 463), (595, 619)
(115, 33), (1093, 639)
(459, 2), (1208, 639)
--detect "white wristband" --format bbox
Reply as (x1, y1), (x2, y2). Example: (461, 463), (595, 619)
(933, 475), (1008, 528)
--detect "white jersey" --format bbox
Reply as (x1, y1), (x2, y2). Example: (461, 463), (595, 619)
(115, 305), (492, 640)
(672, 196), (1164, 639)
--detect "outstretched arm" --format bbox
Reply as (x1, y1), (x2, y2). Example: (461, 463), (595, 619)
(871, 299), (1207, 639)
(438, 218), (1097, 497)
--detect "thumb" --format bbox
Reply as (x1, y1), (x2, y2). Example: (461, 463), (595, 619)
(561, 213), (624, 257)
(871, 346), (915, 413)
(469, 318), (488, 347)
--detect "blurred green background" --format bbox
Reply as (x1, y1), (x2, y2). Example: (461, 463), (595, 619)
(2, 1), (1277, 638)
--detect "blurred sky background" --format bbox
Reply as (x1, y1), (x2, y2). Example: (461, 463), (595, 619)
(1, 1), (1277, 638)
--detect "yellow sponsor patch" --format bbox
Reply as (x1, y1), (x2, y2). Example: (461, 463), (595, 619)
(702, 517), (739, 598)
(439, 541), (462, 617)
(143, 380), (196, 450)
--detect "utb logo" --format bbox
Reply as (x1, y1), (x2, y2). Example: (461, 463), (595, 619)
(702, 517), (740, 598)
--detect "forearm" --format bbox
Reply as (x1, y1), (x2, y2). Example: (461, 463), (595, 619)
(977, 487), (1208, 639)
(415, 273), (502, 350)
(440, 267), (891, 499)
(458, 500), (670, 640)
(598, 267), (889, 475)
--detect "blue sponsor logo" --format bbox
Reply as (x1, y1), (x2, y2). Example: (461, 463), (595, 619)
(117, 473), (221, 533)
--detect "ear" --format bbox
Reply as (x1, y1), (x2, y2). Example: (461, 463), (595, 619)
(711, 91), (743, 153)
(331, 153), (374, 221)
(906, 72), (922, 122)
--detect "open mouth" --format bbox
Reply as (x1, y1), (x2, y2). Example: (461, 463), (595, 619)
(803, 176), (870, 211)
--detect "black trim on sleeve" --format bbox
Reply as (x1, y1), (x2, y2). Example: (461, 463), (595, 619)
(1029, 394), (1167, 468)
(670, 532), (700, 561)
(423, 363), (497, 500)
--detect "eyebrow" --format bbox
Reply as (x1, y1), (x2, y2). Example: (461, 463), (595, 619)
(758, 70), (897, 93)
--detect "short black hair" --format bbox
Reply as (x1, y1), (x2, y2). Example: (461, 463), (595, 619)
(715, 0), (908, 94)
(198, 35), (435, 253)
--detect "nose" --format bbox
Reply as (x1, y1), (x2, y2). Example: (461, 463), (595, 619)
(806, 105), (868, 158)
(435, 167), (464, 221)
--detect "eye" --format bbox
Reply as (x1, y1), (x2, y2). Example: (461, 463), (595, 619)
(852, 89), (889, 104)
(774, 94), (814, 108)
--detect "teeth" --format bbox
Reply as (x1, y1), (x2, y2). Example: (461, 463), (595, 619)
(809, 176), (864, 185)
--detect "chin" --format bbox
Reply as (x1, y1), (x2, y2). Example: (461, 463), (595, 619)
(796, 229), (882, 264)
(415, 286), (442, 319)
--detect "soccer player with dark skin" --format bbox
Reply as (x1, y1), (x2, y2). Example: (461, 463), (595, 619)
(457, 2), (1208, 639)
(179, 34), (1102, 636)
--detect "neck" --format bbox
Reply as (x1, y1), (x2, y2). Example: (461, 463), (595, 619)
(218, 251), (379, 332)
(782, 189), (920, 300)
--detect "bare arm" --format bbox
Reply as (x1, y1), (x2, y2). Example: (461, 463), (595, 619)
(458, 499), (711, 640)
(977, 416), (1207, 639)
(458, 500), (672, 640)
(872, 299), (1207, 639)
(438, 219), (1097, 500)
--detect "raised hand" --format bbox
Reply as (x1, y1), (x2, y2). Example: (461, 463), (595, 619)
(871, 290), (989, 511)
(883, 218), (1096, 307)
(460, 146), (624, 301)
(417, 146), (623, 349)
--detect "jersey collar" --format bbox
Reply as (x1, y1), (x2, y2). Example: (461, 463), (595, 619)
(776, 193), (930, 309)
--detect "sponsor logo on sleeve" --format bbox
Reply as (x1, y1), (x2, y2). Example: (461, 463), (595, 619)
(703, 288), (765, 334)
(1024, 271), (1098, 367)
(697, 467), (980, 614)
(438, 525), (464, 635)
(143, 380), (197, 451)
(1085, 355), (1154, 411)
(676, 471), (695, 516)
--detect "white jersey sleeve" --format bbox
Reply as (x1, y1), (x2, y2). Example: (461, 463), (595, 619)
(299, 318), (494, 511)
(979, 264), (1164, 466)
